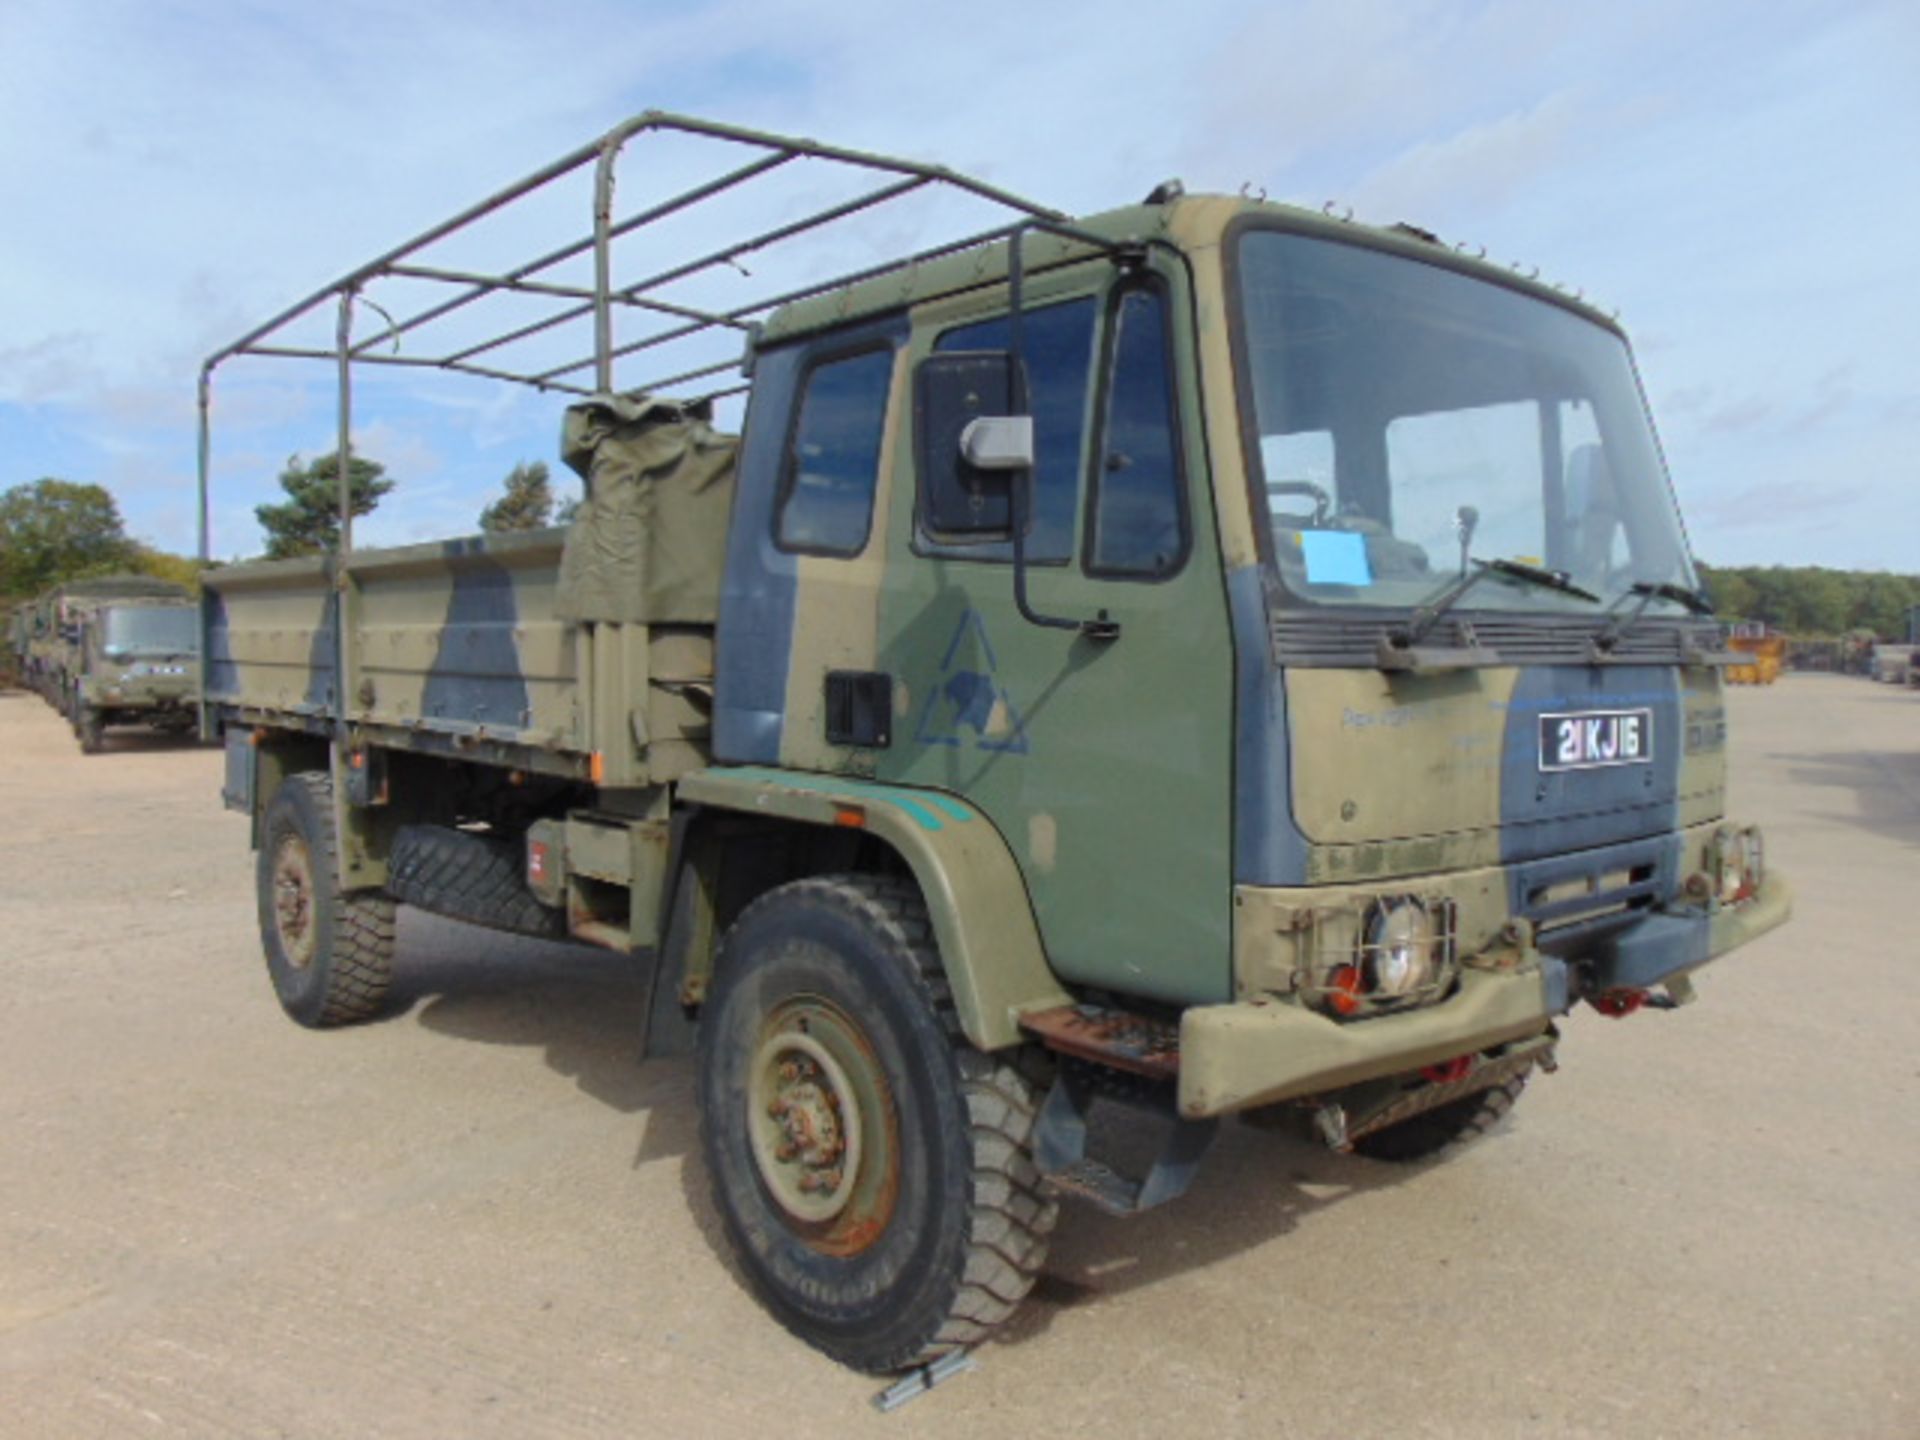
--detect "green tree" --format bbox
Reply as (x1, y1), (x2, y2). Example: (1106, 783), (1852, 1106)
(0, 478), (138, 598)
(1698, 564), (1756, 622)
(478, 460), (554, 532)
(1696, 562), (1920, 638)
(255, 448), (394, 559)
(131, 545), (216, 594)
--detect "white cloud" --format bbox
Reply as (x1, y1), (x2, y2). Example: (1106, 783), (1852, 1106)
(1, 0), (1917, 569)
(1345, 91), (1585, 227)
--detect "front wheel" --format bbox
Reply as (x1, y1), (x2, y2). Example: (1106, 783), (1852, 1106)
(698, 875), (1056, 1373)
(76, 707), (105, 754)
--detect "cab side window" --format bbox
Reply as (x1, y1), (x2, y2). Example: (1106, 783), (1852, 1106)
(776, 347), (895, 556)
(1087, 286), (1186, 578)
(928, 297), (1097, 563)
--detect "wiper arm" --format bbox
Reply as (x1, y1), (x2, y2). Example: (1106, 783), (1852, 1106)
(1633, 579), (1714, 616)
(1594, 580), (1715, 652)
(1403, 557), (1600, 645)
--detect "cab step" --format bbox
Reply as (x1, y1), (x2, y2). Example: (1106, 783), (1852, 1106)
(1031, 1066), (1217, 1218)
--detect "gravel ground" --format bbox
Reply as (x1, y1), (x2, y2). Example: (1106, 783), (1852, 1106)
(0, 675), (1914, 1438)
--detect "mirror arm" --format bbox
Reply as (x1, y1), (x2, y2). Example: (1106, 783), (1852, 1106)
(1000, 225), (1121, 644)
(1008, 475), (1119, 640)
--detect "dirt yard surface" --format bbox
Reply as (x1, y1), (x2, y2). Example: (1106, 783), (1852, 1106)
(1, 676), (1914, 1438)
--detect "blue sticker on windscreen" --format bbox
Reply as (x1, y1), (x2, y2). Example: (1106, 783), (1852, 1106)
(1300, 529), (1371, 586)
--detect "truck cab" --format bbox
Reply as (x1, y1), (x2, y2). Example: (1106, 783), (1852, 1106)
(711, 192), (1785, 1116)
(68, 598), (201, 751)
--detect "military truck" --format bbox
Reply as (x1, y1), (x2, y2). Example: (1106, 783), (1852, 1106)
(3, 605), (26, 689)
(197, 114), (1790, 1373)
(30, 576), (200, 751)
(20, 593), (58, 702)
(1869, 642), (1913, 685)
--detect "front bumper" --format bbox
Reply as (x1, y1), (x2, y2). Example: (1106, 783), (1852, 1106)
(1177, 870), (1791, 1119)
(80, 683), (194, 711)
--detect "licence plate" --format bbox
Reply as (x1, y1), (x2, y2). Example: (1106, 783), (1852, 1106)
(1539, 708), (1653, 771)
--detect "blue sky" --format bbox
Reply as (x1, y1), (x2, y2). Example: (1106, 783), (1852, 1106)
(1, 0), (1915, 568)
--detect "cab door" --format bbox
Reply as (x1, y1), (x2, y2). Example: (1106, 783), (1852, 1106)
(876, 263), (1236, 1008)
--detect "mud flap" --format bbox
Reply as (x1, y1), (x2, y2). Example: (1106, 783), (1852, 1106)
(637, 817), (712, 1059)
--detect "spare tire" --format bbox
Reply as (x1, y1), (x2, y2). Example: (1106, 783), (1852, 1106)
(387, 823), (569, 939)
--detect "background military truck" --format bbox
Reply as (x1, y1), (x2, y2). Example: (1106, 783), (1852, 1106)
(1869, 641), (1913, 685)
(4, 604), (28, 688)
(33, 576), (200, 752)
(21, 591), (61, 702)
(197, 114), (1790, 1374)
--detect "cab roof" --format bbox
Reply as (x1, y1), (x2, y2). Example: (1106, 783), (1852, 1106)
(759, 192), (1622, 346)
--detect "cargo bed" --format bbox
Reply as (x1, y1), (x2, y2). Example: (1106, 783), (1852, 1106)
(202, 524), (716, 788)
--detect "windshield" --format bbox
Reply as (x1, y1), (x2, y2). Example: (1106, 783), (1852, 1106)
(103, 606), (198, 656)
(1235, 230), (1697, 615)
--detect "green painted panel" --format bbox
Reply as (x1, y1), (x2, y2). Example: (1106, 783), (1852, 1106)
(873, 256), (1237, 1007)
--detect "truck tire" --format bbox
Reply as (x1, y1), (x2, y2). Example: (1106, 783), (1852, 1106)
(257, 772), (396, 1027)
(386, 823), (568, 939)
(1351, 1075), (1529, 1163)
(76, 707), (105, 754)
(698, 874), (1057, 1373)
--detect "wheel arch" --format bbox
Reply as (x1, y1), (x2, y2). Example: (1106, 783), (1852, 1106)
(673, 767), (1069, 1051)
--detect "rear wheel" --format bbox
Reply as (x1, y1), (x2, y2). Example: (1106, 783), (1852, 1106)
(257, 772), (396, 1027)
(698, 874), (1056, 1373)
(1351, 1074), (1529, 1162)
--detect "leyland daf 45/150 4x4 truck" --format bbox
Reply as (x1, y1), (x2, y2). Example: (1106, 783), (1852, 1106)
(196, 114), (1789, 1373)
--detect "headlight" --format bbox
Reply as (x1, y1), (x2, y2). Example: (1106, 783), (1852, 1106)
(1365, 899), (1440, 996)
(1311, 896), (1456, 1018)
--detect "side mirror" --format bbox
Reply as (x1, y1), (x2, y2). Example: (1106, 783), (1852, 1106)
(915, 350), (1027, 543)
(959, 415), (1034, 472)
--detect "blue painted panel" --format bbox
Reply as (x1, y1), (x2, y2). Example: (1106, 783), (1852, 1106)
(714, 316), (909, 765)
(1497, 664), (1681, 863)
(714, 344), (803, 764)
(420, 543), (531, 727)
(1229, 563), (1311, 885)
(201, 588), (237, 700)
(305, 585), (337, 713)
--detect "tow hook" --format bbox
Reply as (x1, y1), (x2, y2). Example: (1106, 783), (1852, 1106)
(1421, 1056), (1475, 1084)
(1591, 987), (1681, 1018)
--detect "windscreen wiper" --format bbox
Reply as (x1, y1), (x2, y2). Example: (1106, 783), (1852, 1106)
(1619, 579), (1714, 616)
(1593, 580), (1715, 653)
(1402, 557), (1601, 647)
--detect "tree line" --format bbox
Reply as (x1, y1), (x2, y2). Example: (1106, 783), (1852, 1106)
(1697, 563), (1920, 640)
(2, 454), (567, 603)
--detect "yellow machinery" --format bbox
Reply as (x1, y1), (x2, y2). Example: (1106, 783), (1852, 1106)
(1725, 624), (1785, 685)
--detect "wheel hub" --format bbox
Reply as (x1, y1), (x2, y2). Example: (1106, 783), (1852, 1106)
(272, 836), (317, 970)
(750, 1029), (863, 1224)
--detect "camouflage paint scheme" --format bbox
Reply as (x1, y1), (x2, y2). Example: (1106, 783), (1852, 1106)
(205, 191), (1789, 1113)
